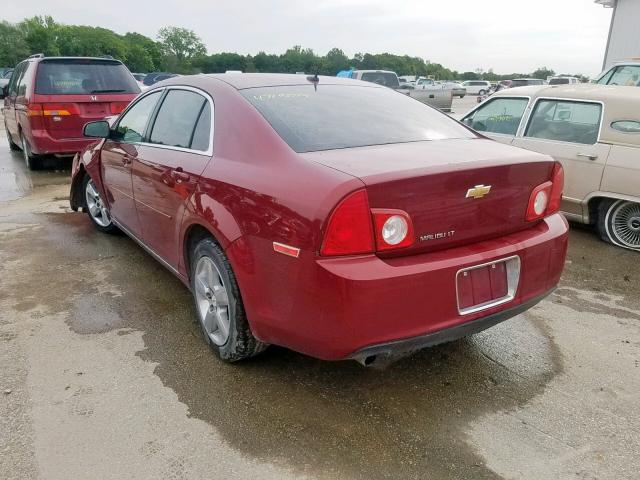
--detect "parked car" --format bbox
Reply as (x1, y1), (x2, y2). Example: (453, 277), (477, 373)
(412, 77), (455, 111)
(596, 62), (640, 87)
(143, 72), (178, 86)
(1, 55), (140, 169)
(344, 70), (453, 111)
(442, 81), (466, 98)
(0, 68), (14, 90)
(510, 78), (545, 87)
(131, 73), (146, 83)
(460, 80), (492, 95)
(461, 84), (640, 251)
(548, 76), (580, 85)
(69, 73), (568, 364)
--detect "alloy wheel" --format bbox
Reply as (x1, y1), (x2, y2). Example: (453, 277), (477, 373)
(609, 201), (640, 249)
(85, 179), (112, 227)
(194, 256), (230, 346)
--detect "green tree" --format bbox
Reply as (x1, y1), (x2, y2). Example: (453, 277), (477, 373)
(0, 21), (29, 66)
(157, 26), (206, 72)
(20, 16), (60, 56)
(322, 48), (349, 75)
(123, 32), (165, 72)
(532, 67), (555, 79)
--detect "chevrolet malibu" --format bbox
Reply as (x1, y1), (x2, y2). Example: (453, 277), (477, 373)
(69, 74), (568, 365)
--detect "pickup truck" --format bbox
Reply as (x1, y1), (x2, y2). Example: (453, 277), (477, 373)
(347, 70), (454, 112)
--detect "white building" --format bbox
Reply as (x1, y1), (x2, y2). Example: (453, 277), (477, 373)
(597, 0), (640, 69)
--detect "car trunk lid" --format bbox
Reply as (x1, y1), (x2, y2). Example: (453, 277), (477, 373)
(302, 138), (555, 255)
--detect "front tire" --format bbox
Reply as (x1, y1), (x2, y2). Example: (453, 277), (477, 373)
(478, 89), (486, 96)
(597, 199), (640, 251)
(83, 175), (118, 234)
(20, 133), (40, 170)
(190, 237), (267, 361)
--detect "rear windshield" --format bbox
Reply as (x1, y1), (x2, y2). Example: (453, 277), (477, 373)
(241, 85), (475, 153)
(35, 60), (139, 95)
(549, 78), (570, 85)
(360, 72), (400, 88)
(512, 79), (543, 87)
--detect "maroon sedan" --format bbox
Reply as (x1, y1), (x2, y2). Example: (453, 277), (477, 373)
(70, 74), (568, 365)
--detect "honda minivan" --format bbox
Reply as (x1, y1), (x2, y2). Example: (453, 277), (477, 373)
(2, 54), (140, 169)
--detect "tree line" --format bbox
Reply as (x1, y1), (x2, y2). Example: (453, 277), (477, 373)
(0, 16), (588, 81)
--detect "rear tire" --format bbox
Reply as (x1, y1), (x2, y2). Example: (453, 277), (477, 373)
(190, 237), (267, 362)
(20, 132), (40, 170)
(597, 199), (640, 251)
(478, 89), (486, 96)
(83, 175), (118, 234)
(5, 123), (19, 151)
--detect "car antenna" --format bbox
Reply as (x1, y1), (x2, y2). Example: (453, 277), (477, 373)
(306, 72), (319, 91)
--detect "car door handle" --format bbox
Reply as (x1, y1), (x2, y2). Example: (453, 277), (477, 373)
(170, 168), (190, 183)
(577, 153), (598, 161)
(122, 154), (133, 166)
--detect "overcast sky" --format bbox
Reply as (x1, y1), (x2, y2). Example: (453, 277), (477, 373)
(3, 0), (613, 76)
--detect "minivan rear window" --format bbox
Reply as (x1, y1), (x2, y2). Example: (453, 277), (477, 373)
(35, 60), (140, 95)
(241, 84), (475, 153)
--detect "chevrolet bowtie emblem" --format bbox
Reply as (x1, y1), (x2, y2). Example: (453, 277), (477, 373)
(466, 185), (492, 199)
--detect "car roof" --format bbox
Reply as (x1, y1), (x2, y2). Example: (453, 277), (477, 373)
(492, 84), (640, 145)
(28, 56), (123, 64)
(162, 73), (383, 90)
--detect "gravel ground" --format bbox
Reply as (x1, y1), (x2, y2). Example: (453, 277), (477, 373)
(1, 99), (639, 479)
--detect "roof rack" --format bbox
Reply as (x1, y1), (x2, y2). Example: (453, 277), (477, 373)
(101, 55), (114, 59)
(28, 53), (45, 59)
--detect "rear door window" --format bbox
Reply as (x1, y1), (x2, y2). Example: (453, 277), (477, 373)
(114, 91), (162, 143)
(35, 60), (139, 95)
(463, 98), (529, 136)
(524, 100), (602, 145)
(149, 89), (208, 149)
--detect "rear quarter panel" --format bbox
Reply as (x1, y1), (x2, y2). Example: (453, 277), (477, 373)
(601, 144), (640, 198)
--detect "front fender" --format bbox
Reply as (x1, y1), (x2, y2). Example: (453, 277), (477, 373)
(69, 141), (105, 211)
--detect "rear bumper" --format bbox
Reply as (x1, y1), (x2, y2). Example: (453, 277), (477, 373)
(28, 128), (93, 156)
(231, 213), (568, 361)
(349, 289), (552, 365)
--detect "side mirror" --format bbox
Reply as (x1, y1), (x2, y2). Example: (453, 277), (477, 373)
(83, 120), (111, 139)
(0, 85), (7, 100)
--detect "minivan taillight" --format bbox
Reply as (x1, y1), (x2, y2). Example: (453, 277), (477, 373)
(525, 162), (564, 221)
(321, 190), (374, 256)
(42, 103), (79, 116)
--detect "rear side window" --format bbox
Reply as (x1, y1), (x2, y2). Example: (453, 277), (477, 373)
(463, 98), (529, 136)
(115, 91), (162, 143)
(241, 84), (475, 153)
(611, 120), (640, 133)
(35, 60), (139, 95)
(190, 103), (212, 151)
(525, 100), (602, 145)
(549, 78), (569, 85)
(149, 90), (208, 150)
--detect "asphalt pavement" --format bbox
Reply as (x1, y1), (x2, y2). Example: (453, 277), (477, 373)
(1, 101), (639, 479)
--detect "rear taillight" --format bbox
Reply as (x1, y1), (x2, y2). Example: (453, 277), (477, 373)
(372, 209), (414, 251)
(320, 190), (374, 256)
(525, 162), (564, 221)
(321, 191), (415, 256)
(42, 103), (79, 116)
(110, 102), (128, 115)
(26, 104), (43, 117)
(547, 162), (564, 215)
